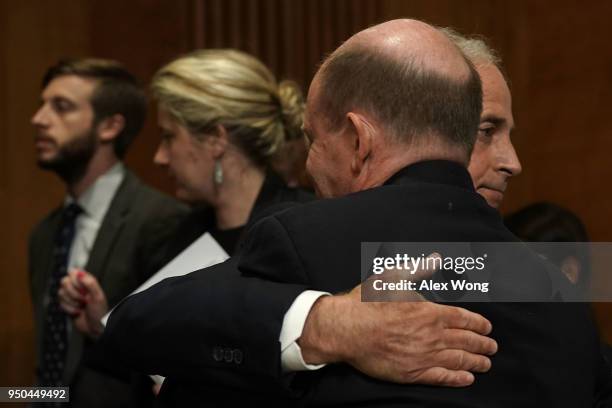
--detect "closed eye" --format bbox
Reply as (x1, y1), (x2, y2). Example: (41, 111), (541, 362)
(159, 130), (174, 140)
(51, 97), (76, 113)
(478, 125), (495, 138)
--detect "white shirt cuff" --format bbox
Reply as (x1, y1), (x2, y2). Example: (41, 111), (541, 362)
(280, 290), (330, 372)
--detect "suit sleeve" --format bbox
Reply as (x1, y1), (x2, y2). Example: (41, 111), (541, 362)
(101, 257), (309, 392)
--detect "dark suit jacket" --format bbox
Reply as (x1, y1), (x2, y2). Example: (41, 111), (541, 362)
(234, 160), (610, 407)
(105, 161), (610, 407)
(29, 170), (186, 407)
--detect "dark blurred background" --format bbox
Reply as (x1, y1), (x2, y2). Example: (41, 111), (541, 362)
(2, 0), (612, 387)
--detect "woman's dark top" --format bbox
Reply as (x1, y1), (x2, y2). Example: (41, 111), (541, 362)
(140, 171), (314, 281)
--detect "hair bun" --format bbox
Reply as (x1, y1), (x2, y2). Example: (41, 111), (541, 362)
(277, 80), (305, 141)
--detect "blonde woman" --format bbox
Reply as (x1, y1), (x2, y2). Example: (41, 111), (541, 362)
(146, 49), (313, 265)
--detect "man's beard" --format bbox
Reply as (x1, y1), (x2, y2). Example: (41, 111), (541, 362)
(37, 128), (98, 185)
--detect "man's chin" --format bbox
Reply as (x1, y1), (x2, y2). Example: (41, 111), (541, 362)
(36, 154), (86, 182)
(478, 188), (504, 209)
(35, 145), (67, 170)
(36, 156), (62, 170)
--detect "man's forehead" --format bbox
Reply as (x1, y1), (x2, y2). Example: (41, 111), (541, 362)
(478, 64), (513, 126)
(42, 75), (97, 101)
(481, 101), (514, 131)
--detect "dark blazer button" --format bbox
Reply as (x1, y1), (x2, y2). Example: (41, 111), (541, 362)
(213, 347), (224, 362)
(224, 348), (234, 363)
(233, 349), (243, 364)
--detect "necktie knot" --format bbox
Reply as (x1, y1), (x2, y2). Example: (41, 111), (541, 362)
(62, 202), (82, 221)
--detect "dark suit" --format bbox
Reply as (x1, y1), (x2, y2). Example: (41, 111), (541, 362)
(29, 170), (186, 407)
(105, 161), (610, 407)
(235, 160), (610, 407)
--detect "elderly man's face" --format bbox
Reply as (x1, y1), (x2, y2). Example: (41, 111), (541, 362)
(302, 75), (356, 198)
(468, 64), (522, 208)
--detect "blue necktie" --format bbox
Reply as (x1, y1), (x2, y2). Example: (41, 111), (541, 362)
(40, 203), (82, 386)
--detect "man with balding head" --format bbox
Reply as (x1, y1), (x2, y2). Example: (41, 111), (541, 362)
(295, 28), (528, 382)
(302, 20), (479, 198)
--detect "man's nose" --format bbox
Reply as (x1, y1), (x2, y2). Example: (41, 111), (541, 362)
(31, 105), (49, 128)
(499, 138), (522, 177)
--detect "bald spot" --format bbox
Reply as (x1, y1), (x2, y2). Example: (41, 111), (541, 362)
(335, 19), (471, 83)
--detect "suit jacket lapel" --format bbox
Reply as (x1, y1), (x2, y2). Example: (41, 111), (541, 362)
(85, 171), (138, 282)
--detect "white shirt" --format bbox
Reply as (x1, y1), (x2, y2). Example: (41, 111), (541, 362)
(280, 290), (330, 371)
(66, 163), (125, 271)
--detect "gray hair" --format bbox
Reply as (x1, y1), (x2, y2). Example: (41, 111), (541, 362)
(440, 27), (503, 69)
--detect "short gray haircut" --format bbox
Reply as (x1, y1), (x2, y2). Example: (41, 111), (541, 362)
(440, 27), (502, 69)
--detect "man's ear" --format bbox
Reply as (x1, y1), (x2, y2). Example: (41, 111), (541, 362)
(206, 124), (229, 158)
(346, 112), (373, 173)
(560, 256), (581, 285)
(96, 114), (125, 143)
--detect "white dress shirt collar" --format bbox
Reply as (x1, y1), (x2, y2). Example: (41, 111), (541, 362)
(64, 163), (126, 223)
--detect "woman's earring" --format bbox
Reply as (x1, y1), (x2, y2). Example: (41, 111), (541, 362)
(213, 160), (223, 185)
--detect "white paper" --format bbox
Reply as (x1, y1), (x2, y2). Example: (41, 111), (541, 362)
(101, 232), (229, 326)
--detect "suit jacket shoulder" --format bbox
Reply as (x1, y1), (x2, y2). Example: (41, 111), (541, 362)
(239, 178), (506, 292)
